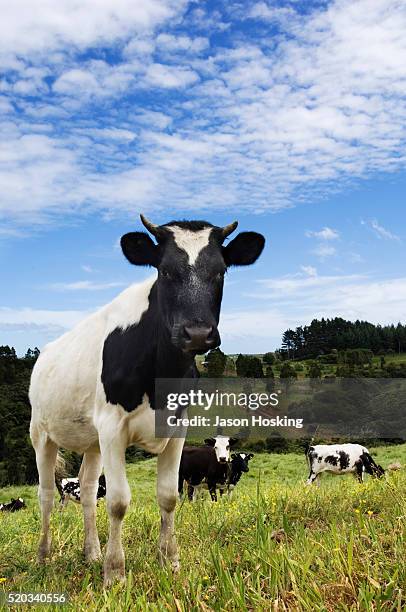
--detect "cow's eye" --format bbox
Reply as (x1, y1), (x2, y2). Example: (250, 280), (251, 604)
(226, 445), (229, 450)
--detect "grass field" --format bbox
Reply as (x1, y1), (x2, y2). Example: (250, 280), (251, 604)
(1, 445), (406, 611)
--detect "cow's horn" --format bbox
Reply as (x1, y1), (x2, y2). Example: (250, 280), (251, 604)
(222, 221), (238, 238)
(140, 214), (159, 237)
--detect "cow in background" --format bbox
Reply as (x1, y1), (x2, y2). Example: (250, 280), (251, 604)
(306, 443), (385, 484)
(0, 497), (26, 512)
(56, 474), (106, 508)
(178, 436), (238, 501)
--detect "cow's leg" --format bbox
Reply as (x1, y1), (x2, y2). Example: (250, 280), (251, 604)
(157, 437), (184, 571)
(208, 481), (218, 501)
(34, 435), (58, 562)
(99, 428), (130, 587)
(187, 484), (194, 501)
(59, 495), (69, 511)
(306, 470), (319, 485)
(355, 461), (364, 483)
(79, 451), (103, 562)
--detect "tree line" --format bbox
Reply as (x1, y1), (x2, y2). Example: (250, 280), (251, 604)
(279, 318), (406, 360)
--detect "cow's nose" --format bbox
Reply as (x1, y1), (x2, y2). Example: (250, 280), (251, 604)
(183, 326), (218, 351)
(219, 457), (227, 463)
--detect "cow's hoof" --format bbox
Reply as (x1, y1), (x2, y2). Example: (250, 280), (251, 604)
(159, 552), (180, 572)
(103, 558), (126, 588)
(37, 544), (51, 563)
(84, 547), (102, 563)
(83, 543), (102, 563)
(103, 569), (126, 588)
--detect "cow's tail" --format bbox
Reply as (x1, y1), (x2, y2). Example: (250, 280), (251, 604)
(304, 426), (318, 465)
(361, 452), (385, 478)
(55, 452), (67, 500)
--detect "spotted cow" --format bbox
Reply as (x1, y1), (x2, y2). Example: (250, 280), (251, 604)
(29, 215), (265, 585)
(56, 474), (106, 508)
(306, 443), (385, 484)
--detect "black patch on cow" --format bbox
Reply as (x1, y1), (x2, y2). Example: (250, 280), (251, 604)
(325, 454), (338, 466)
(354, 459), (364, 482)
(360, 452), (385, 478)
(307, 448), (317, 469)
(338, 451), (350, 470)
(0, 498), (26, 512)
(164, 220), (215, 232)
(101, 282), (197, 412)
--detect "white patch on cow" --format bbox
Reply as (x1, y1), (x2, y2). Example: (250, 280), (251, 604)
(168, 226), (212, 265)
(29, 275), (157, 454)
(213, 436), (231, 462)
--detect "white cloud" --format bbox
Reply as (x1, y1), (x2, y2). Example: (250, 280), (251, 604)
(144, 63), (199, 88)
(312, 244), (337, 259)
(1, 0), (406, 224)
(306, 227), (340, 240)
(248, 2), (297, 25)
(0, 306), (88, 328)
(156, 33), (209, 53)
(362, 218), (401, 241)
(50, 280), (126, 291)
(0, 1), (184, 58)
(301, 265), (317, 277)
(225, 271), (406, 350)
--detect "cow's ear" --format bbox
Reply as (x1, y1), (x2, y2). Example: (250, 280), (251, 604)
(229, 437), (238, 447)
(204, 438), (215, 447)
(223, 232), (265, 267)
(247, 453), (254, 460)
(121, 232), (160, 267)
(231, 453), (237, 459)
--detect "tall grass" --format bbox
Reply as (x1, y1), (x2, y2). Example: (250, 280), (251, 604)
(1, 446), (405, 610)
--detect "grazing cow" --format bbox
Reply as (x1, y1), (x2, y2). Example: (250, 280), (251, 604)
(0, 497), (26, 512)
(178, 436), (238, 501)
(306, 443), (385, 484)
(56, 474), (106, 508)
(29, 215), (265, 585)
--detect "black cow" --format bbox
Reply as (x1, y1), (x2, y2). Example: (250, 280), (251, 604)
(209, 452), (254, 497)
(0, 497), (26, 512)
(178, 436), (238, 501)
(225, 452), (254, 492)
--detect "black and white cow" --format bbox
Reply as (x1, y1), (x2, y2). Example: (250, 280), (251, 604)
(225, 452), (254, 492)
(29, 215), (264, 586)
(306, 443), (385, 484)
(178, 436), (238, 501)
(56, 474), (106, 508)
(0, 497), (26, 512)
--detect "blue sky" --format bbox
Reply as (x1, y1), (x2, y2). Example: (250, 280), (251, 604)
(0, 0), (405, 354)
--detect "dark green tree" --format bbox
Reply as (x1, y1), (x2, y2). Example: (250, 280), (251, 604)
(206, 348), (227, 378)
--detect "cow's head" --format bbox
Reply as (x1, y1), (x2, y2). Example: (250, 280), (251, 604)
(121, 215), (265, 353)
(204, 436), (238, 463)
(373, 464), (385, 478)
(231, 452), (254, 473)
